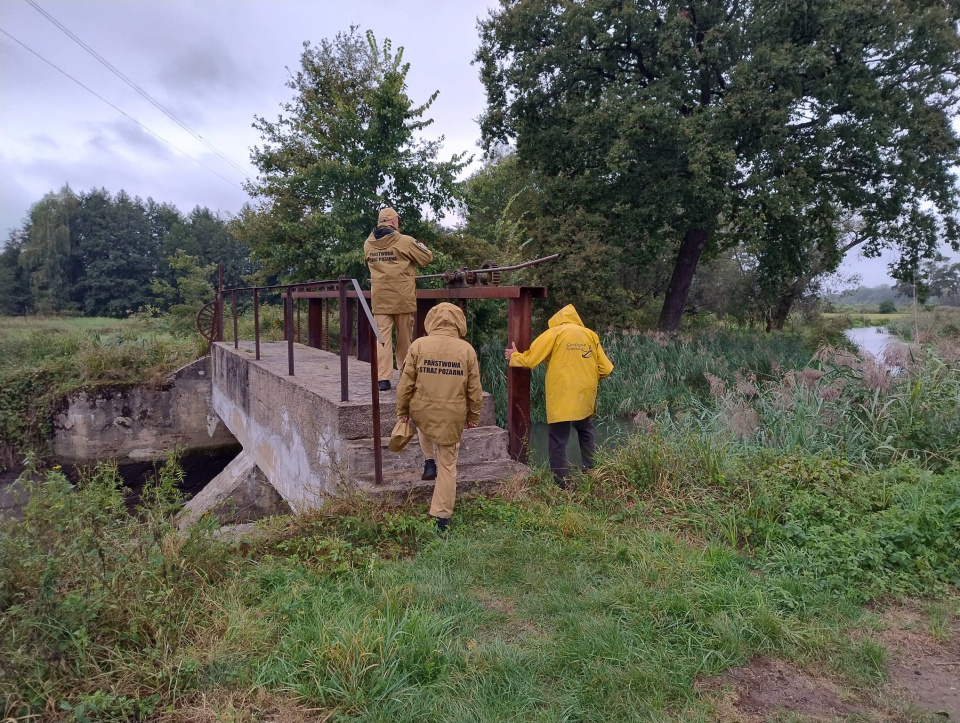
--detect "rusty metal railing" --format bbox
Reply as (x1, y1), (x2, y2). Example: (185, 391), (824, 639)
(213, 272), (385, 485)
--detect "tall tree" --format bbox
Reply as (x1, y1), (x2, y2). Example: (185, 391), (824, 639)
(234, 27), (468, 283)
(477, 0), (960, 331)
(17, 185), (81, 313)
(75, 189), (158, 317)
(0, 229), (33, 315)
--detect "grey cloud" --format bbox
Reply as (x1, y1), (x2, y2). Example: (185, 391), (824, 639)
(155, 38), (243, 97)
(102, 119), (175, 159)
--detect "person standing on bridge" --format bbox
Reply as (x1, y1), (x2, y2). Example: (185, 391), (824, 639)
(364, 207), (434, 392)
(505, 304), (614, 488)
(396, 302), (483, 533)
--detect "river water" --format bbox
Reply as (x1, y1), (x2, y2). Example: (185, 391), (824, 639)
(843, 325), (898, 357)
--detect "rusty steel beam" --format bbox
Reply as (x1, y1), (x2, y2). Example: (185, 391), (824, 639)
(339, 279), (349, 402)
(307, 298), (323, 349)
(286, 288), (294, 376)
(253, 289), (260, 360)
(507, 289), (534, 462)
(292, 286), (547, 301)
(232, 291), (238, 349)
(369, 323), (383, 486)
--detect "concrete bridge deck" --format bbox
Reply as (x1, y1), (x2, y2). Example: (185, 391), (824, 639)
(180, 342), (529, 525)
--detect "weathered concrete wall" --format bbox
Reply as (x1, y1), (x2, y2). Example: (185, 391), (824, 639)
(53, 357), (238, 463)
(210, 342), (498, 512)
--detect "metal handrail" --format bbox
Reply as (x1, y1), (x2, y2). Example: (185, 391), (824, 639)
(213, 273), (386, 486)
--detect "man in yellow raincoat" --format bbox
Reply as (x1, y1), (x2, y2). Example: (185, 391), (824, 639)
(364, 207), (434, 391)
(397, 302), (483, 532)
(505, 304), (614, 487)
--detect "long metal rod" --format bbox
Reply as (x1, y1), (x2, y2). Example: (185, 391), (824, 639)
(339, 279), (349, 402)
(253, 289), (260, 360)
(232, 291), (238, 349)
(350, 278), (385, 345)
(324, 298), (330, 351)
(369, 323), (383, 486)
(222, 278), (343, 294)
(415, 253), (560, 280)
(216, 263), (223, 342)
(286, 288), (294, 376)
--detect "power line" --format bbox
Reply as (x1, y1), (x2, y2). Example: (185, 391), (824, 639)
(0, 26), (246, 192)
(25, 0), (252, 180)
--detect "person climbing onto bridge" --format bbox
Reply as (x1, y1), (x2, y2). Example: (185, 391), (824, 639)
(364, 207), (434, 391)
(396, 302), (483, 533)
(504, 304), (614, 488)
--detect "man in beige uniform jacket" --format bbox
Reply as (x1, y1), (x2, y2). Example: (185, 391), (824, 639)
(396, 303), (483, 533)
(364, 207), (434, 391)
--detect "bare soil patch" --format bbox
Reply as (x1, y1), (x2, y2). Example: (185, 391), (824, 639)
(474, 591), (543, 641)
(697, 655), (863, 721)
(877, 604), (959, 721)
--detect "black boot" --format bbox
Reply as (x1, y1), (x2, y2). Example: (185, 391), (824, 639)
(436, 516), (450, 534)
(378, 380), (391, 392)
(422, 459), (437, 480)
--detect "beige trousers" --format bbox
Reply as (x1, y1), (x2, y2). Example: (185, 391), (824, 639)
(375, 312), (415, 381)
(418, 429), (460, 519)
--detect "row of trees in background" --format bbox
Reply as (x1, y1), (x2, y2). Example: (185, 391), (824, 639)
(0, 186), (250, 318)
(4, 2), (960, 330)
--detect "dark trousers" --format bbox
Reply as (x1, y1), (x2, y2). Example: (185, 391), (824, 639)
(547, 416), (597, 483)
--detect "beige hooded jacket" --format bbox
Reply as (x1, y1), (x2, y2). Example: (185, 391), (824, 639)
(396, 303), (483, 445)
(364, 226), (433, 314)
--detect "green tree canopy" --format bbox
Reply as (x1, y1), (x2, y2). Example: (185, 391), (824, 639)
(234, 27), (468, 284)
(477, 0), (960, 330)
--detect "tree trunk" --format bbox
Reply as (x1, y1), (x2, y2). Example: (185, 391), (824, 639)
(658, 228), (708, 332)
(766, 288), (798, 332)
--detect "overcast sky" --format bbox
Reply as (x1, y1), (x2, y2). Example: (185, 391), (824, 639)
(0, 0), (953, 286)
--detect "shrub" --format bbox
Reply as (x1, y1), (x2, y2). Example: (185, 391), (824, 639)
(0, 458), (236, 719)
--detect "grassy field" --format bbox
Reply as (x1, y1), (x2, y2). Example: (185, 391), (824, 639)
(2, 312), (959, 720)
(821, 312), (911, 327)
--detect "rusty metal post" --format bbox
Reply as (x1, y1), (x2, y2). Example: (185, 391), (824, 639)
(345, 298), (356, 355)
(286, 287), (294, 376)
(296, 297), (302, 344)
(507, 289), (534, 462)
(216, 263), (224, 342)
(253, 289), (260, 360)
(415, 298), (435, 339)
(369, 323), (383, 486)
(232, 291), (238, 349)
(307, 298), (322, 348)
(339, 279), (349, 401)
(357, 302), (372, 362)
(325, 298), (330, 351)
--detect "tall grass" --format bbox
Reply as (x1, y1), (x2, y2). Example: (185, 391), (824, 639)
(480, 328), (815, 425)
(2, 460), (900, 722)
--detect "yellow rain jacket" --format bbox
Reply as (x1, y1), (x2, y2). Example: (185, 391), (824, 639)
(396, 303), (484, 445)
(508, 304), (614, 423)
(364, 227), (433, 314)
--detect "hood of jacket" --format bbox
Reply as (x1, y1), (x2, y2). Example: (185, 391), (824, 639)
(547, 304), (584, 329)
(367, 226), (399, 249)
(424, 302), (467, 338)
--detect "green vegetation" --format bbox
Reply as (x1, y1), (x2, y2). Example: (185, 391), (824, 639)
(4, 413), (958, 720)
(481, 327), (823, 426)
(0, 316), (198, 471)
(2, 314), (958, 720)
